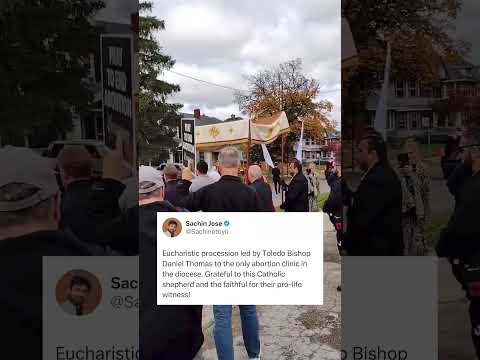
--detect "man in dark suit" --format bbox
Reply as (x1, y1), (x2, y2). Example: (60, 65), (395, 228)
(282, 159), (309, 212)
(185, 147), (261, 360)
(436, 126), (480, 358)
(186, 148), (261, 213)
(271, 162), (281, 194)
(345, 134), (403, 256)
(248, 165), (275, 212)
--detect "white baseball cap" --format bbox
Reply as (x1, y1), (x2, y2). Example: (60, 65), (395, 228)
(139, 166), (164, 194)
(0, 147), (59, 211)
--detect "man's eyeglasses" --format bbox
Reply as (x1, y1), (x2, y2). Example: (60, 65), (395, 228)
(458, 144), (480, 153)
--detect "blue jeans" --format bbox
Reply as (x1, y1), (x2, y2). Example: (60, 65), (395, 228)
(213, 305), (260, 360)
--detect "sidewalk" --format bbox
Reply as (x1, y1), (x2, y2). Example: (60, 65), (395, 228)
(195, 215), (341, 360)
(438, 258), (476, 359)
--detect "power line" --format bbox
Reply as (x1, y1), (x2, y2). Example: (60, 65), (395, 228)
(166, 69), (340, 94)
(320, 88), (341, 94)
(165, 69), (247, 93)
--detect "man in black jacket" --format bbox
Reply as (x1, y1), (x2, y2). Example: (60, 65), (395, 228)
(138, 165), (204, 360)
(436, 126), (480, 358)
(272, 162), (281, 194)
(186, 148), (261, 213)
(0, 148), (96, 359)
(283, 159), (309, 212)
(323, 166), (343, 252)
(248, 165), (275, 211)
(345, 134), (403, 255)
(185, 147), (261, 360)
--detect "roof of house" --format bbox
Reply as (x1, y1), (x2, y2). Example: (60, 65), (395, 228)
(180, 113), (223, 126)
(180, 113), (245, 126)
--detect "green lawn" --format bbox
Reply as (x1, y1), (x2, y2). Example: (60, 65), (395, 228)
(317, 192), (329, 210)
(275, 192), (329, 212)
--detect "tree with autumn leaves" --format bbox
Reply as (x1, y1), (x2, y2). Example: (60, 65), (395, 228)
(236, 59), (336, 162)
(342, 0), (470, 139)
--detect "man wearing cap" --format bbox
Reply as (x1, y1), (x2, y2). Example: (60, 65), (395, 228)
(0, 147), (94, 358)
(138, 166), (204, 360)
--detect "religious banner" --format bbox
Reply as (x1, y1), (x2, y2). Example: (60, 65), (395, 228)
(196, 111), (290, 151)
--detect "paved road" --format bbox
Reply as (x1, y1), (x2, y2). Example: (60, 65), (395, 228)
(195, 214), (341, 360)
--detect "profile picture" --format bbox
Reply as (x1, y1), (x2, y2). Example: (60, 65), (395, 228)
(162, 218), (182, 238)
(56, 270), (102, 316)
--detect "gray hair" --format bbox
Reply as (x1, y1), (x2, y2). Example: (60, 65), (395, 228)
(248, 165), (262, 180)
(218, 147), (241, 168)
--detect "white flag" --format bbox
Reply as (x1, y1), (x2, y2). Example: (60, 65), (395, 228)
(374, 42), (391, 140)
(261, 143), (274, 168)
(295, 121), (304, 162)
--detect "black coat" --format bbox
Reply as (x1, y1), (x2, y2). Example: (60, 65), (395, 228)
(437, 170), (480, 259)
(345, 162), (403, 256)
(323, 176), (342, 216)
(140, 201), (204, 360)
(249, 178), (274, 212)
(164, 179), (192, 208)
(0, 231), (95, 359)
(284, 173), (309, 212)
(272, 167), (281, 180)
(186, 175), (261, 212)
(447, 162), (472, 200)
(60, 178), (125, 246)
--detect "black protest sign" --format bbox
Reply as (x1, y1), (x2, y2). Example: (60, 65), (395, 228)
(101, 35), (134, 160)
(181, 118), (196, 166)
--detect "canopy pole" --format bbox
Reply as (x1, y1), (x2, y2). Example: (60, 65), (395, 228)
(247, 116), (252, 169)
(281, 133), (285, 204)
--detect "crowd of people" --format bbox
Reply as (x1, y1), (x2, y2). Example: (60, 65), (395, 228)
(340, 129), (433, 256)
(339, 124), (480, 357)
(0, 145), (137, 358)
(140, 146), (328, 359)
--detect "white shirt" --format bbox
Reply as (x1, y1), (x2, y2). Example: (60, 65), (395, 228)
(207, 170), (221, 182)
(189, 174), (217, 193)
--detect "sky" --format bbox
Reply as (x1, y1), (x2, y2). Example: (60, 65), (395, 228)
(454, 1), (480, 64)
(153, 0), (341, 125)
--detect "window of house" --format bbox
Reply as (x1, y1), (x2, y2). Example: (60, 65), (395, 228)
(408, 80), (417, 97)
(387, 111), (394, 129)
(397, 112), (407, 129)
(396, 81), (405, 97)
(447, 83), (455, 97)
(419, 83), (432, 97)
(437, 114), (446, 128)
(409, 112), (419, 129)
(447, 114), (455, 127)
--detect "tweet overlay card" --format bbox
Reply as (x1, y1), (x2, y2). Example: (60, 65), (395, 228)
(157, 212), (323, 305)
(43, 257), (138, 359)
